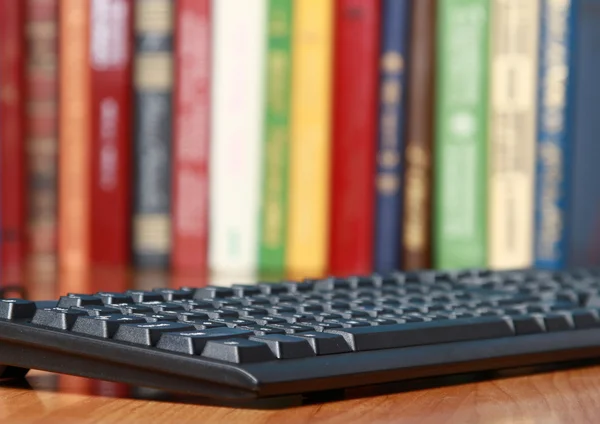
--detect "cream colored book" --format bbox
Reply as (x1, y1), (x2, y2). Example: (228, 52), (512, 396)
(488, 0), (540, 269)
(209, 0), (267, 282)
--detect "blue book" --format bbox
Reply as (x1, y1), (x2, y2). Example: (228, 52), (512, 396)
(374, 0), (411, 273)
(534, 0), (600, 269)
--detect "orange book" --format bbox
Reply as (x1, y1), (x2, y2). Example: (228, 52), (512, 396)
(58, 0), (91, 270)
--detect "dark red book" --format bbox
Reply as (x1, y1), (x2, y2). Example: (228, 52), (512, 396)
(0, 0), (26, 288)
(89, 0), (133, 265)
(172, 0), (211, 277)
(329, 0), (380, 276)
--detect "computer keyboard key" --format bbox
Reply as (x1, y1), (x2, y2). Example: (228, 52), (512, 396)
(267, 305), (296, 315)
(249, 334), (315, 359)
(197, 309), (239, 319)
(239, 326), (287, 336)
(194, 286), (235, 299)
(309, 322), (344, 332)
(188, 320), (229, 330)
(326, 316), (515, 351)
(125, 290), (164, 303)
(70, 305), (122, 316)
(96, 292), (134, 305)
(313, 312), (343, 322)
(157, 328), (254, 355)
(72, 315), (146, 338)
(138, 302), (186, 313)
(511, 315), (546, 335)
(114, 322), (195, 346)
(175, 312), (211, 322)
(542, 313), (575, 332)
(325, 319), (371, 328)
(0, 299), (37, 320)
(201, 339), (276, 363)
(283, 281), (314, 293)
(177, 300), (216, 311)
(32, 308), (88, 330)
(110, 304), (155, 315)
(294, 332), (352, 355)
(57, 295), (104, 308)
(267, 323), (315, 334)
(272, 313), (316, 324)
(209, 318), (256, 328)
(315, 278), (351, 291)
(570, 309), (600, 329)
(231, 284), (262, 297)
(257, 283), (288, 295)
(236, 307), (269, 317)
(133, 313), (179, 323)
(211, 298), (245, 309)
(152, 288), (194, 301)
(245, 316), (287, 326)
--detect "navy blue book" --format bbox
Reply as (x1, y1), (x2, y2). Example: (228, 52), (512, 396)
(374, 0), (411, 273)
(534, 0), (600, 269)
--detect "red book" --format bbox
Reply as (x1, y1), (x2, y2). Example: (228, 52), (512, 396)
(329, 0), (380, 276)
(172, 0), (211, 277)
(89, 0), (133, 265)
(0, 0), (26, 287)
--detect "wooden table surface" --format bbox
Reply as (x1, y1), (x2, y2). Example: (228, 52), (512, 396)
(2, 268), (600, 423)
(0, 365), (599, 423)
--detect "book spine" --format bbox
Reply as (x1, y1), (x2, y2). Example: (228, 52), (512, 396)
(534, 0), (575, 270)
(90, 0), (133, 266)
(402, 0), (436, 271)
(59, 0), (91, 271)
(329, 0), (381, 276)
(0, 0), (26, 285)
(172, 0), (210, 275)
(286, 0), (334, 280)
(374, 0), (410, 274)
(132, 0), (174, 268)
(434, 0), (490, 269)
(259, 0), (293, 279)
(566, 0), (600, 267)
(209, 0), (267, 281)
(25, 0), (58, 275)
(488, 0), (540, 270)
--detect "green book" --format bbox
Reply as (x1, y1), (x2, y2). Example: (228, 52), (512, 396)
(258, 0), (293, 280)
(434, 0), (490, 269)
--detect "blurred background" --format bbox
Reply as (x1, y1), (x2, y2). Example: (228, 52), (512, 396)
(0, 0), (599, 300)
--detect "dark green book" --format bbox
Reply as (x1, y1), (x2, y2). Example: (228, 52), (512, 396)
(258, 0), (293, 280)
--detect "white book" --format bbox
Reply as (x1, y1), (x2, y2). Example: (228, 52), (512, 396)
(488, 0), (540, 269)
(209, 0), (267, 282)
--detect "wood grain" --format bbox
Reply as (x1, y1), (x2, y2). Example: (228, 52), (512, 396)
(0, 366), (599, 423)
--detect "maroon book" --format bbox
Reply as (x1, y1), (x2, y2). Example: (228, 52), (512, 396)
(172, 0), (211, 278)
(329, 0), (381, 276)
(89, 0), (133, 265)
(0, 0), (26, 288)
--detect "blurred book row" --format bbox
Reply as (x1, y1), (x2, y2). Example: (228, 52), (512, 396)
(0, 0), (599, 291)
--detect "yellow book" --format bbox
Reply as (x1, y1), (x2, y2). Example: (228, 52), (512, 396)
(286, 0), (333, 279)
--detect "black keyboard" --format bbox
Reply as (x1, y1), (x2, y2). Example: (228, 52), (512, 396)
(3, 268), (600, 400)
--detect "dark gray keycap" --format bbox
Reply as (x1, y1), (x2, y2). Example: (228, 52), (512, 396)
(125, 290), (163, 303)
(267, 323), (314, 334)
(241, 296), (271, 306)
(138, 302), (186, 313)
(314, 278), (351, 291)
(313, 312), (343, 322)
(511, 315), (546, 335)
(114, 322), (195, 346)
(257, 283), (288, 295)
(543, 312), (575, 332)
(188, 320), (229, 330)
(57, 295), (103, 308)
(202, 339), (276, 363)
(207, 318), (255, 328)
(325, 316), (515, 352)
(245, 316), (287, 326)
(267, 305), (296, 315)
(231, 284), (262, 297)
(176, 300), (216, 311)
(152, 288), (194, 301)
(32, 307), (88, 330)
(71, 305), (122, 316)
(324, 319), (371, 328)
(238, 326), (287, 336)
(236, 307), (269, 317)
(194, 308), (239, 319)
(212, 297), (245, 309)
(0, 299), (37, 320)
(133, 313), (179, 322)
(570, 309), (600, 329)
(194, 286), (235, 299)
(72, 315), (146, 338)
(110, 303), (154, 315)
(157, 328), (254, 354)
(282, 281), (314, 293)
(295, 332), (352, 355)
(309, 321), (343, 332)
(249, 334), (315, 359)
(271, 313), (316, 324)
(96, 292), (134, 305)
(175, 311), (211, 322)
